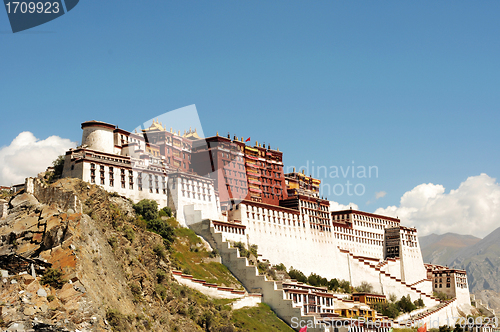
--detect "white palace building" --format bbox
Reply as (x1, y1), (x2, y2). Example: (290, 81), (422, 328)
(61, 120), (473, 327)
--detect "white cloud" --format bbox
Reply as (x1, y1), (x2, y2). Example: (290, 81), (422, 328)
(375, 191), (387, 199)
(0, 132), (76, 185)
(374, 174), (500, 238)
(330, 200), (359, 212)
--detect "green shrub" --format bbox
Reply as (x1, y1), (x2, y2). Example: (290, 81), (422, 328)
(257, 262), (267, 274)
(47, 295), (55, 302)
(209, 249), (219, 258)
(133, 199), (159, 221)
(129, 283), (142, 303)
(308, 273), (328, 287)
(153, 244), (166, 259)
(155, 284), (168, 300)
(288, 268), (307, 283)
(274, 263), (287, 272)
(356, 281), (374, 293)
(371, 302), (401, 319)
(414, 298), (425, 308)
(249, 244), (258, 258)
(328, 278), (340, 291)
(40, 268), (66, 289)
(123, 225), (135, 243)
(156, 269), (167, 283)
(146, 218), (175, 247)
(106, 308), (130, 331)
(339, 279), (352, 293)
(233, 242), (250, 258)
(48, 155), (65, 183)
(159, 206), (172, 217)
(433, 291), (452, 301)
(397, 295), (417, 313)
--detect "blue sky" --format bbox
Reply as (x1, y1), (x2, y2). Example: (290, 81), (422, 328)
(1, 1), (500, 229)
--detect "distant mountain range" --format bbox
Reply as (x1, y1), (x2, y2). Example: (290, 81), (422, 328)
(419, 228), (500, 312)
(419, 233), (481, 266)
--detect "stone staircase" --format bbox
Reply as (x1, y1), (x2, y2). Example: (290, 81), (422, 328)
(346, 252), (440, 307)
(397, 298), (458, 326)
(204, 221), (330, 332)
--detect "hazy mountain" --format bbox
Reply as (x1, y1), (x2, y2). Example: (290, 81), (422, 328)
(420, 228), (500, 313)
(419, 232), (481, 266)
(446, 227), (500, 293)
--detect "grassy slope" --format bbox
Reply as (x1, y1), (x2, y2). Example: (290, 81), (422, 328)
(231, 303), (295, 332)
(170, 226), (244, 289)
(170, 226), (295, 330)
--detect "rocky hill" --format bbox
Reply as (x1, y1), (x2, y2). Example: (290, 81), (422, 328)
(0, 178), (292, 331)
(420, 230), (500, 314)
(446, 227), (500, 313)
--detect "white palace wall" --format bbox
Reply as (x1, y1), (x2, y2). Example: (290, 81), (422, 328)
(62, 152), (221, 228)
(168, 174), (220, 227)
(379, 259), (402, 280)
(231, 203), (352, 281)
(400, 238), (427, 285)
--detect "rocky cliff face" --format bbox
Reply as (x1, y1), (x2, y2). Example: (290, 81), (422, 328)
(0, 178), (236, 331)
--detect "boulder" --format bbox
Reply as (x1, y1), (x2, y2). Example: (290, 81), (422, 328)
(9, 193), (40, 212)
(37, 288), (48, 297)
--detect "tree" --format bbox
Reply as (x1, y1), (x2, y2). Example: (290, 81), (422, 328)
(414, 298), (425, 308)
(274, 263), (287, 272)
(339, 280), (352, 293)
(371, 302), (400, 319)
(307, 273), (328, 287)
(288, 268), (307, 283)
(397, 295), (417, 313)
(328, 278), (340, 291)
(249, 244), (258, 258)
(356, 281), (374, 293)
(48, 155), (65, 183)
(133, 199), (159, 221)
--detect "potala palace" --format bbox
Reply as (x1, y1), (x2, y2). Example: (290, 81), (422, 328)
(60, 120), (476, 331)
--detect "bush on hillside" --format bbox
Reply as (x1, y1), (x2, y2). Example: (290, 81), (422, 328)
(133, 199), (159, 221)
(159, 206), (172, 217)
(40, 268), (66, 289)
(356, 281), (374, 293)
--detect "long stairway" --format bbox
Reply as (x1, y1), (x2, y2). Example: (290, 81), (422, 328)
(346, 252), (440, 307)
(203, 221), (329, 332)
